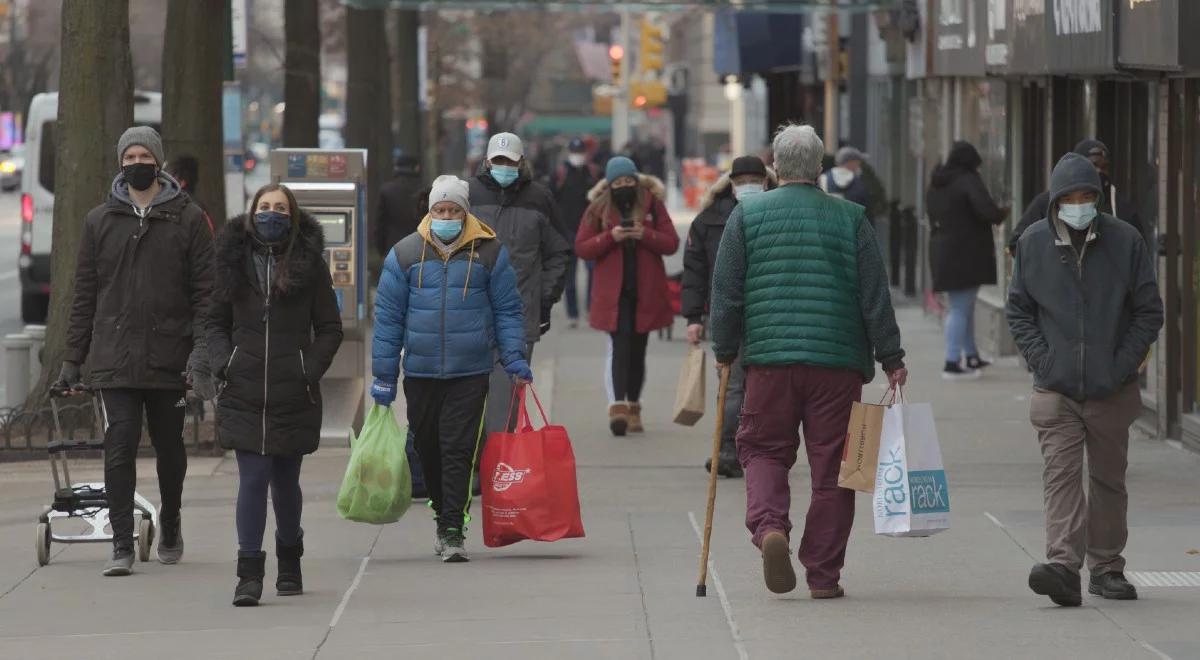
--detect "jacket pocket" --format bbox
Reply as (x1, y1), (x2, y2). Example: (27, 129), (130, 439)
(299, 350), (317, 404)
(88, 315), (125, 374)
(148, 315), (193, 372)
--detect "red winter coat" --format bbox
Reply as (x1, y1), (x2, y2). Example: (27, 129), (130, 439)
(575, 175), (679, 334)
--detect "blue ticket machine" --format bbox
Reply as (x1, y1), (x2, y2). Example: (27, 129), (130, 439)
(270, 148), (368, 443)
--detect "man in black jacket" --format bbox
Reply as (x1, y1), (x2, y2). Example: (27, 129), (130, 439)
(682, 155), (775, 479)
(56, 126), (214, 576)
(470, 132), (571, 435)
(550, 137), (599, 328)
(373, 154), (423, 258)
(1009, 139), (1147, 253)
(1007, 153), (1163, 607)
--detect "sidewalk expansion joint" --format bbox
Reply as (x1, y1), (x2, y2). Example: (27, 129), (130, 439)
(311, 526), (383, 660)
(626, 512), (656, 659)
(688, 512), (749, 660)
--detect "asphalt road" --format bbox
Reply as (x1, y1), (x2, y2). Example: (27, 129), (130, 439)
(0, 189), (28, 406)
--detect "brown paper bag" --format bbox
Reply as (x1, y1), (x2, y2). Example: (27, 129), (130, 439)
(672, 346), (706, 426)
(838, 400), (886, 492)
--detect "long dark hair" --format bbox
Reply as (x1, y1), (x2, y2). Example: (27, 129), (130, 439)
(246, 183), (302, 293)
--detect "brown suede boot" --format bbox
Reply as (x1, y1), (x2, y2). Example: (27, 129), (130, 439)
(627, 402), (644, 433)
(608, 402), (630, 436)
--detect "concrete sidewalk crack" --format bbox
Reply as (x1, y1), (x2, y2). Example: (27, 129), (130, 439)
(626, 512), (656, 660)
(311, 526), (383, 660)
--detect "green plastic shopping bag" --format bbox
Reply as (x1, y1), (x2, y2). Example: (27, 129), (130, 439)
(337, 404), (413, 524)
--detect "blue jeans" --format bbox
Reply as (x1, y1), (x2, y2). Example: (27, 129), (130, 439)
(944, 287), (979, 363)
(235, 450), (303, 554)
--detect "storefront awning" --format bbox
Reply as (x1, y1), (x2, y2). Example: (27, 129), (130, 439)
(345, 0), (900, 11)
(518, 115), (612, 137)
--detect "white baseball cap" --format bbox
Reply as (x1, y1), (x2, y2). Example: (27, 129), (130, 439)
(487, 132), (524, 162)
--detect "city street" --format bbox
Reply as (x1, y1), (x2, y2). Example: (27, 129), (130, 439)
(0, 282), (1196, 659)
(0, 189), (27, 404)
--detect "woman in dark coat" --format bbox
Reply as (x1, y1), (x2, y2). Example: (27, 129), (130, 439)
(926, 141), (1009, 379)
(208, 183), (343, 606)
(575, 157), (679, 436)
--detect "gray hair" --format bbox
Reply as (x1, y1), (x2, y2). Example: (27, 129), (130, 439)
(772, 124), (824, 182)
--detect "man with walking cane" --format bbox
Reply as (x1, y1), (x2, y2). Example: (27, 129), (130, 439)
(707, 124), (907, 598)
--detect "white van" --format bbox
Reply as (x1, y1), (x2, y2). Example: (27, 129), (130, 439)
(19, 91), (162, 322)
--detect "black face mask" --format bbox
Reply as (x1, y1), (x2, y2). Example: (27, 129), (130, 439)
(123, 163), (158, 191)
(612, 186), (637, 214)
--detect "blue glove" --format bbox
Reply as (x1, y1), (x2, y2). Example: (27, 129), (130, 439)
(370, 379), (397, 406)
(504, 359), (533, 383)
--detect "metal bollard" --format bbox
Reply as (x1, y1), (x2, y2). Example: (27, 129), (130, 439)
(3, 333), (33, 408)
(24, 325), (46, 386)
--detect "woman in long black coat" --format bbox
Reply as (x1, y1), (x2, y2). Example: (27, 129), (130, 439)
(208, 183), (343, 607)
(926, 141), (1008, 379)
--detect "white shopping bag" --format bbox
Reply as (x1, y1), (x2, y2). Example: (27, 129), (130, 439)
(872, 402), (950, 537)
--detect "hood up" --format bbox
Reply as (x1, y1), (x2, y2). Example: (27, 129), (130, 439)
(699, 166), (780, 211)
(930, 141), (983, 188)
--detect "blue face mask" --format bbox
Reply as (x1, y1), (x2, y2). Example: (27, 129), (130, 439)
(1058, 202), (1097, 231)
(254, 211), (291, 243)
(430, 219), (463, 242)
(491, 164), (519, 188)
(734, 183), (764, 199)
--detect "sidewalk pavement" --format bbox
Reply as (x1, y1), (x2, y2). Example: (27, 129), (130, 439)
(0, 279), (1198, 657)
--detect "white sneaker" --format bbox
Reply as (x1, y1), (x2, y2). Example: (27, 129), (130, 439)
(440, 537), (469, 563)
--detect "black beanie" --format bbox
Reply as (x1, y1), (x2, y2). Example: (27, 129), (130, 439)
(730, 156), (767, 178)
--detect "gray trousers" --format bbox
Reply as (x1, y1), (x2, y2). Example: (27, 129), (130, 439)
(486, 342), (536, 435)
(720, 351), (747, 452)
(1030, 381), (1141, 576)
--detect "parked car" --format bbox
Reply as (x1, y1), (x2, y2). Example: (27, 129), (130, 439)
(0, 144), (23, 192)
(19, 91), (162, 323)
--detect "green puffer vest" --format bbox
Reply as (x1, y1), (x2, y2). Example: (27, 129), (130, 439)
(740, 184), (871, 379)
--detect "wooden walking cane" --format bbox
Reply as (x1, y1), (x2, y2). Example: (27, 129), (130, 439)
(696, 364), (732, 597)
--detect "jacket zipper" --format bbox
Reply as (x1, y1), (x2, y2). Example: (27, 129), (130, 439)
(299, 350), (316, 404)
(262, 251), (273, 454)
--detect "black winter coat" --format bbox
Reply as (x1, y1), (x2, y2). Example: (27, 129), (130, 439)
(925, 142), (1007, 292)
(64, 173), (213, 390)
(551, 161), (600, 237)
(373, 173), (424, 258)
(208, 212), (344, 456)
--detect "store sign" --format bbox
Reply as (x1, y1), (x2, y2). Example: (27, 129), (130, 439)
(1046, 0), (1115, 74)
(1117, 0), (1180, 70)
(985, 0), (1010, 70)
(932, 0), (986, 76)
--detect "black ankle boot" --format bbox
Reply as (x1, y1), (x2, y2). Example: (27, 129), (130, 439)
(233, 552), (266, 607)
(276, 530), (304, 596)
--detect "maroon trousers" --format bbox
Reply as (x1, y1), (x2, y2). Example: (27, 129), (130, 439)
(737, 363), (862, 590)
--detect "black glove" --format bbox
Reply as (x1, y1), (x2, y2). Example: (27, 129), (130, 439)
(539, 305), (552, 336)
(52, 361), (83, 394)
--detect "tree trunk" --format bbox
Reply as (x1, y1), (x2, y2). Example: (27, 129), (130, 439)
(284, 0), (320, 148)
(162, 0), (228, 229)
(393, 9), (421, 165)
(346, 6), (393, 250)
(27, 1), (132, 408)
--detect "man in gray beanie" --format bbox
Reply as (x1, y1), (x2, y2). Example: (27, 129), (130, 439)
(1007, 152), (1163, 607)
(55, 125), (214, 576)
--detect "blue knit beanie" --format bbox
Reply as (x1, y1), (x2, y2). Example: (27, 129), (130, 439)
(605, 156), (638, 184)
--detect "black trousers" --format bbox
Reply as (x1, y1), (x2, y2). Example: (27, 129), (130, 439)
(404, 375), (489, 536)
(608, 294), (649, 403)
(99, 388), (188, 549)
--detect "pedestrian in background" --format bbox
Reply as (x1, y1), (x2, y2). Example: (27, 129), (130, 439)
(818, 146), (870, 208)
(208, 183), (343, 606)
(925, 141), (1009, 380)
(551, 137), (601, 329)
(56, 126), (214, 577)
(575, 156), (679, 436)
(372, 175), (530, 563)
(682, 154), (777, 478)
(709, 124), (906, 599)
(374, 154), (424, 259)
(164, 153), (214, 236)
(469, 133), (570, 436)
(1007, 153), (1162, 608)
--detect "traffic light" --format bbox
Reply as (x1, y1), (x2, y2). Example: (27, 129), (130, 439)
(639, 19), (664, 76)
(609, 44), (624, 86)
(629, 81), (667, 108)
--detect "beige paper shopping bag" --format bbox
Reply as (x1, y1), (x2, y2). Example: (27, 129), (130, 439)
(672, 346), (706, 426)
(838, 400), (886, 492)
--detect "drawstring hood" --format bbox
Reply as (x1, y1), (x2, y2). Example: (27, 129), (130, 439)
(415, 212), (495, 301)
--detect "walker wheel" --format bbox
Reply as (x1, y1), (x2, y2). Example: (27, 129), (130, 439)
(35, 522), (50, 566)
(137, 518), (154, 562)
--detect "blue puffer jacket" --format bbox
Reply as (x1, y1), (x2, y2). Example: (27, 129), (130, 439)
(372, 214), (526, 383)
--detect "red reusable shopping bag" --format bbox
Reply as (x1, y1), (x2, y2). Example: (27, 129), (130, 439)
(480, 385), (585, 548)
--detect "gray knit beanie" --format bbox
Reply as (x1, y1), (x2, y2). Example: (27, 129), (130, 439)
(429, 174), (470, 212)
(116, 126), (165, 167)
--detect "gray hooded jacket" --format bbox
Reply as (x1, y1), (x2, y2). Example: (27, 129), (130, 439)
(1006, 153), (1163, 402)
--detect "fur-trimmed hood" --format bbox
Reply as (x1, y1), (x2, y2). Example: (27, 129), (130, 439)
(586, 173), (666, 203)
(214, 210), (327, 301)
(698, 167), (779, 211)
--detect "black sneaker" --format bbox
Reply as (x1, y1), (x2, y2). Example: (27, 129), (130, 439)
(966, 355), (992, 370)
(103, 547), (135, 577)
(1029, 563), (1082, 606)
(705, 444), (744, 479)
(157, 516), (183, 565)
(942, 361), (981, 381)
(1089, 571), (1138, 600)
